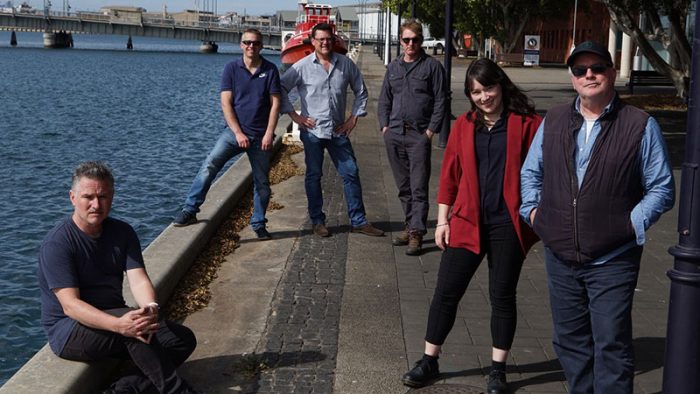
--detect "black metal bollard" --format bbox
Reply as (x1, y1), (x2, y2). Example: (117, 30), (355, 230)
(662, 5), (700, 394)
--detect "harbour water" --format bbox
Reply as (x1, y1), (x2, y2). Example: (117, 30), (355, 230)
(0, 31), (281, 385)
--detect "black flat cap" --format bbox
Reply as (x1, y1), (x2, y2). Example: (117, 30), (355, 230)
(566, 41), (613, 66)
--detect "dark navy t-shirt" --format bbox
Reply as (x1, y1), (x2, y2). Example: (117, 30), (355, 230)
(37, 217), (145, 355)
(220, 56), (281, 138)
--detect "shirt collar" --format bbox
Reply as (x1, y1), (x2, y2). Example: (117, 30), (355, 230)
(574, 93), (617, 116)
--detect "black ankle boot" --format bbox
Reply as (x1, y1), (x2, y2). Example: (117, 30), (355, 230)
(487, 369), (509, 394)
(401, 355), (440, 388)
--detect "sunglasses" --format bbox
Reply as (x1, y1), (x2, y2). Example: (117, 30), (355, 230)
(401, 37), (422, 44)
(571, 63), (610, 77)
(242, 40), (262, 47)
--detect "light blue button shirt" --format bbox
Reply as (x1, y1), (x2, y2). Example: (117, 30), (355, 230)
(520, 97), (675, 264)
(280, 52), (368, 139)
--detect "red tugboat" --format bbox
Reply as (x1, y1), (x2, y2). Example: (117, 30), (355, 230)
(280, 0), (348, 67)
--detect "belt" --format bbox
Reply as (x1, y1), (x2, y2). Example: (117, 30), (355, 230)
(403, 122), (416, 131)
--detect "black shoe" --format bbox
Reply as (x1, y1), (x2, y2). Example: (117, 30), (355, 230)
(254, 227), (272, 240)
(173, 210), (197, 227)
(401, 356), (439, 388)
(487, 369), (509, 394)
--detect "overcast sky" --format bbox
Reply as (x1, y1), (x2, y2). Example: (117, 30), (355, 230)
(25, 0), (356, 16)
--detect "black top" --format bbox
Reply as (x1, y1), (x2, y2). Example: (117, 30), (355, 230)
(475, 116), (511, 224)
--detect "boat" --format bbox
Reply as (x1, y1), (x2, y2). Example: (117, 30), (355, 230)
(280, 0), (348, 67)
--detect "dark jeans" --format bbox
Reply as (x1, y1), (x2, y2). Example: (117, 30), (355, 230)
(59, 308), (197, 393)
(425, 222), (524, 350)
(383, 129), (431, 235)
(545, 246), (642, 394)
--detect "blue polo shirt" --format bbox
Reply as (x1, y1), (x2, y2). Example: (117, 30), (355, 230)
(220, 56), (281, 138)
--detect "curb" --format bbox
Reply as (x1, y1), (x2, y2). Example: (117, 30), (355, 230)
(0, 123), (289, 394)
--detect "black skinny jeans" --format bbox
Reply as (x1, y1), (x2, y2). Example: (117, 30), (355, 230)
(59, 308), (197, 393)
(425, 222), (525, 350)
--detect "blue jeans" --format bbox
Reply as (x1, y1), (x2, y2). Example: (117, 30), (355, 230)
(299, 131), (368, 227)
(545, 246), (642, 394)
(184, 130), (271, 230)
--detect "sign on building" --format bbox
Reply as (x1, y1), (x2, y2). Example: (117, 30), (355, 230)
(524, 35), (540, 67)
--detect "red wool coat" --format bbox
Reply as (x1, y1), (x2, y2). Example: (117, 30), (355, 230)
(437, 111), (542, 254)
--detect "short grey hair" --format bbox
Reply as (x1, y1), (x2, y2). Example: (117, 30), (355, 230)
(71, 161), (114, 190)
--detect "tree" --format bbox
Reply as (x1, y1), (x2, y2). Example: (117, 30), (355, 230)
(383, 0), (569, 55)
(597, 0), (691, 97)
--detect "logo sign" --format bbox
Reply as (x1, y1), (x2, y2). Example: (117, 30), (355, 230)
(524, 35), (540, 66)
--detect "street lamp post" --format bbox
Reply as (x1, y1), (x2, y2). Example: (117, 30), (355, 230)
(571, 0), (578, 51)
(662, 5), (700, 393)
(438, 0), (453, 148)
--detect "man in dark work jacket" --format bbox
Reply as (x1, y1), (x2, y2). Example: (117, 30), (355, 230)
(378, 19), (446, 255)
(519, 41), (675, 393)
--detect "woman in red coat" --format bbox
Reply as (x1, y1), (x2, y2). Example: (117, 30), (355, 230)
(401, 58), (542, 393)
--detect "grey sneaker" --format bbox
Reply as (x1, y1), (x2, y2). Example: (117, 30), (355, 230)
(173, 210), (197, 227)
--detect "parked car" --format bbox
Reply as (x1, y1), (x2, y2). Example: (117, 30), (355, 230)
(421, 37), (445, 53)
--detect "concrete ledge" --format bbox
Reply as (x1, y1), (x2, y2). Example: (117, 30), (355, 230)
(1, 125), (289, 393)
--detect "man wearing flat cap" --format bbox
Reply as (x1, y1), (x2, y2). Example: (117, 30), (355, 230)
(519, 41), (675, 392)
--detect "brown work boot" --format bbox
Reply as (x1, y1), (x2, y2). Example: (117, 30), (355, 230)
(351, 223), (385, 236)
(405, 233), (423, 256)
(393, 228), (410, 246)
(313, 223), (331, 237)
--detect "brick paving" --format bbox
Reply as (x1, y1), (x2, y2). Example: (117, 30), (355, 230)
(255, 159), (350, 393)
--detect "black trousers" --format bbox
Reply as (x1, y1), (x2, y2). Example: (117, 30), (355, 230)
(425, 222), (525, 350)
(59, 308), (197, 393)
(383, 128), (432, 235)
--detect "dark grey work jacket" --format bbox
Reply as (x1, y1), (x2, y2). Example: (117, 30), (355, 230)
(377, 51), (446, 134)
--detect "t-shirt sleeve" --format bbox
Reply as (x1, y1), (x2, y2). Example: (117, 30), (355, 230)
(269, 66), (281, 95)
(39, 239), (79, 290)
(124, 225), (145, 271)
(220, 62), (234, 92)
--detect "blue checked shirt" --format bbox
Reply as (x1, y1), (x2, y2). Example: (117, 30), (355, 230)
(280, 52), (368, 139)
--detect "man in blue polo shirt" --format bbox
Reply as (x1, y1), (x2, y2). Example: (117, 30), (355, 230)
(173, 28), (281, 240)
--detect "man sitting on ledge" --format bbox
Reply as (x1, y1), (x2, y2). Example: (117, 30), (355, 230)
(37, 161), (198, 393)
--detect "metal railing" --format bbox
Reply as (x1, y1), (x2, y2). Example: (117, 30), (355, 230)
(0, 9), (282, 32)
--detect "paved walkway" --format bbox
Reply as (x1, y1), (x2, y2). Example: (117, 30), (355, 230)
(178, 48), (682, 393)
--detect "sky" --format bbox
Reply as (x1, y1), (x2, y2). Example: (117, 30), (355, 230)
(17, 0), (356, 16)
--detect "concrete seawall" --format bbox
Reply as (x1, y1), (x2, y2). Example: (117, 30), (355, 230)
(0, 125), (288, 394)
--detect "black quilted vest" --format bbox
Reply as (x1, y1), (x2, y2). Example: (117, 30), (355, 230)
(533, 97), (648, 264)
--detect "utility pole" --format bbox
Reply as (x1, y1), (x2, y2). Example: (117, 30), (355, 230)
(438, 0), (453, 148)
(662, 5), (700, 393)
(396, 2), (402, 58)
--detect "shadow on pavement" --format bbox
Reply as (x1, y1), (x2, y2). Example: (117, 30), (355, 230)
(181, 350), (327, 393)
